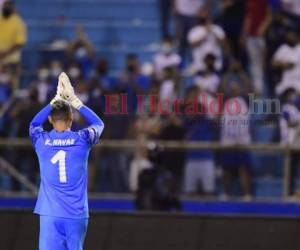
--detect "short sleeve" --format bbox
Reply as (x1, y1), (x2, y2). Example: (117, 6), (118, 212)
(29, 125), (44, 146)
(14, 16), (27, 45)
(212, 25), (225, 40)
(78, 124), (104, 146)
(172, 54), (181, 66)
(273, 45), (291, 63)
(188, 27), (206, 44)
(273, 46), (284, 61)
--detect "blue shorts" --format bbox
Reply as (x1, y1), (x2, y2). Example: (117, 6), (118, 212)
(39, 215), (88, 250)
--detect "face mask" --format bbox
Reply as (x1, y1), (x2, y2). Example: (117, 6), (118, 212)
(2, 7), (13, 18)
(286, 40), (297, 47)
(127, 65), (136, 73)
(50, 67), (62, 78)
(161, 44), (173, 54)
(0, 74), (10, 84)
(38, 69), (50, 81)
(98, 67), (107, 75)
(75, 47), (88, 59)
(206, 65), (215, 72)
(68, 67), (80, 78)
(198, 17), (208, 25)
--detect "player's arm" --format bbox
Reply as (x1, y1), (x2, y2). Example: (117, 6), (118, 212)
(59, 72), (104, 145)
(78, 105), (104, 145)
(29, 104), (51, 145)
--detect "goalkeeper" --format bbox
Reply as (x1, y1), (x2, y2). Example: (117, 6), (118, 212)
(29, 72), (104, 250)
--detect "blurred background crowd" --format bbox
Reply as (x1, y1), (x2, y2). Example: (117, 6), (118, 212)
(1, 0), (300, 206)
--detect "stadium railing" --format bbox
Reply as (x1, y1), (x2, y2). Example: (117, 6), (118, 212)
(0, 138), (295, 198)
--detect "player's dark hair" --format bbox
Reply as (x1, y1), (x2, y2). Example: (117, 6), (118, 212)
(50, 100), (72, 121)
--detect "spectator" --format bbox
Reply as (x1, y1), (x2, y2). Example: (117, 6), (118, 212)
(159, 0), (172, 38)
(129, 146), (152, 192)
(86, 77), (105, 116)
(280, 0), (300, 31)
(183, 86), (216, 196)
(219, 59), (252, 99)
(159, 67), (178, 107)
(194, 53), (221, 95)
(134, 114), (162, 141)
(153, 36), (181, 80)
(281, 0), (300, 15)
(42, 60), (64, 100)
(118, 54), (150, 113)
(188, 13), (226, 73)
(129, 115), (161, 191)
(0, 0), (27, 92)
(66, 62), (82, 83)
(220, 83), (252, 200)
(175, 0), (211, 64)
(130, 112), (161, 183)
(9, 87), (42, 137)
(241, 0), (272, 95)
(85, 78), (104, 191)
(129, 114), (161, 192)
(49, 60), (64, 83)
(280, 88), (300, 144)
(217, 0), (245, 60)
(280, 88), (300, 195)
(75, 80), (89, 105)
(98, 55), (151, 192)
(67, 25), (95, 80)
(135, 144), (181, 211)
(159, 115), (185, 193)
(96, 58), (117, 92)
(272, 29), (300, 96)
(34, 65), (52, 105)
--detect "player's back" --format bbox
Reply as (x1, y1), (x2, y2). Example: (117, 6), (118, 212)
(34, 129), (91, 219)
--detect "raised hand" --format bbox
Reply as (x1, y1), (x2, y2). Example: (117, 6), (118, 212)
(58, 72), (83, 110)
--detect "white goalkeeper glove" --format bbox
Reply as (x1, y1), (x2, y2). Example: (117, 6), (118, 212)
(59, 72), (83, 110)
(50, 78), (64, 106)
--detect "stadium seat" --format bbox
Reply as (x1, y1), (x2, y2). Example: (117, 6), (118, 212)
(17, 0), (159, 73)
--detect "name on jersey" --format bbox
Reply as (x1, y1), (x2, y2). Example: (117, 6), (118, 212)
(45, 139), (75, 146)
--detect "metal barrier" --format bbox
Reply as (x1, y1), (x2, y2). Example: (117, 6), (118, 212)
(0, 138), (295, 198)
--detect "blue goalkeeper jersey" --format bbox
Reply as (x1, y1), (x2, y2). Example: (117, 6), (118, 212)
(29, 104), (104, 219)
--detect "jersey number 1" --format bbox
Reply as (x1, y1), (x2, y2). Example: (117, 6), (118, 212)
(51, 150), (67, 183)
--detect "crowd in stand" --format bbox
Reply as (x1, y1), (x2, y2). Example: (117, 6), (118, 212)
(1, 0), (300, 201)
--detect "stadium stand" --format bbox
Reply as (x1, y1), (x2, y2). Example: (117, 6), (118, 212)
(0, 0), (297, 199)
